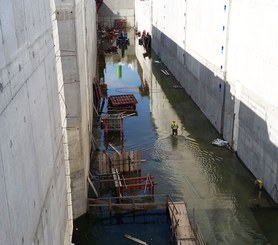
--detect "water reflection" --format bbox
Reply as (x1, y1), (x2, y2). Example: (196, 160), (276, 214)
(135, 36), (278, 244)
(73, 30), (278, 245)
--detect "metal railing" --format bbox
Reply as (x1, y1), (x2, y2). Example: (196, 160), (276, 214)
(87, 194), (207, 244)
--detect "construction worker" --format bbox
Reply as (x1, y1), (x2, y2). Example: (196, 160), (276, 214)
(254, 179), (263, 208)
(255, 179), (263, 190)
(171, 120), (178, 136)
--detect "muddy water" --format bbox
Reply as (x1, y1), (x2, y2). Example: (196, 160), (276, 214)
(73, 38), (278, 245)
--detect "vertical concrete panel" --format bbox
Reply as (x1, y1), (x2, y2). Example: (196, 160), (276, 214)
(0, 0), (18, 62)
(186, 0), (228, 72)
(0, 70), (12, 114)
(76, 1), (89, 182)
(0, 86), (39, 245)
(26, 64), (55, 197)
(33, 218), (45, 245)
(227, 0), (278, 106)
(64, 81), (81, 119)
(85, 0), (97, 137)
(44, 53), (63, 154)
(11, 0), (27, 48)
(100, 0), (135, 27)
(0, 1), (72, 244)
(0, 27), (6, 67)
(135, 0), (152, 35)
(54, 0), (97, 220)
(0, 148), (12, 245)
(50, 149), (68, 245)
(23, 0), (49, 43)
(236, 88), (278, 202)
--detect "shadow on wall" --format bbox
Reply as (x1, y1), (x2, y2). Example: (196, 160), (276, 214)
(151, 25), (226, 135)
(99, 3), (127, 29)
(149, 25), (278, 204)
(236, 99), (278, 203)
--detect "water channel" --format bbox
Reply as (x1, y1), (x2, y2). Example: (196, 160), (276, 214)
(73, 31), (278, 245)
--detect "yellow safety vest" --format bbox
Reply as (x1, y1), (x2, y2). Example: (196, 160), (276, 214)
(171, 123), (178, 129)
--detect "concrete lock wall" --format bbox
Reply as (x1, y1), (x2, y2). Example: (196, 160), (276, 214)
(0, 0), (69, 244)
(135, 0), (278, 203)
(99, 0), (135, 28)
(54, 0), (97, 219)
(0, 0), (97, 244)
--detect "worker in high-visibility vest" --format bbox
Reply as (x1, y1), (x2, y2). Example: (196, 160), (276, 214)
(171, 120), (179, 136)
(255, 179), (263, 190)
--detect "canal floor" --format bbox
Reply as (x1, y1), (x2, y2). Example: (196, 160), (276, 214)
(73, 37), (278, 245)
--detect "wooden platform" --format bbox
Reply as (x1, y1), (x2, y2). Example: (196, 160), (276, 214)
(168, 201), (197, 245)
(87, 195), (206, 244)
(96, 150), (141, 174)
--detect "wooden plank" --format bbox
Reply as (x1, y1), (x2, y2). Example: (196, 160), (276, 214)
(88, 202), (167, 208)
(87, 177), (99, 197)
(168, 202), (196, 245)
(104, 152), (110, 173)
(124, 234), (148, 245)
(123, 151), (129, 172)
(135, 150), (141, 172)
(128, 150), (141, 173)
(109, 143), (121, 155)
(130, 151), (134, 172)
(111, 152), (123, 173)
(112, 168), (122, 187)
(112, 168), (122, 197)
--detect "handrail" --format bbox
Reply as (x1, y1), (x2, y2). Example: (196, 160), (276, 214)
(88, 194), (207, 244)
(167, 194), (179, 214)
(88, 194), (169, 204)
(166, 195), (181, 239)
(193, 223), (207, 245)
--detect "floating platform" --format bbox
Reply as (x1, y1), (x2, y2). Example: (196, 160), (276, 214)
(168, 201), (206, 245)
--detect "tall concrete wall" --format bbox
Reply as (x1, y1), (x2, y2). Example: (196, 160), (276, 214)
(0, 0), (70, 244)
(99, 0), (135, 28)
(0, 0), (97, 244)
(226, 0), (278, 202)
(54, 0), (97, 219)
(135, 0), (278, 203)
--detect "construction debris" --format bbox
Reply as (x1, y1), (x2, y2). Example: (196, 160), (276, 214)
(124, 234), (148, 245)
(160, 69), (170, 76)
(212, 138), (228, 147)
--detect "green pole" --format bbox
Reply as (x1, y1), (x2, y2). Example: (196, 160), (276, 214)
(116, 64), (122, 79)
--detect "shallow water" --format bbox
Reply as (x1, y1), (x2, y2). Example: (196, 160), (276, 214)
(73, 35), (278, 245)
